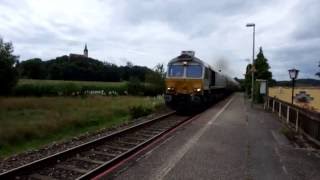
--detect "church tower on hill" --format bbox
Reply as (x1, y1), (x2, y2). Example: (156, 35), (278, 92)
(84, 44), (88, 57)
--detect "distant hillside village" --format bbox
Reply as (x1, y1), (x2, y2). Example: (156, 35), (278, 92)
(18, 44), (157, 82)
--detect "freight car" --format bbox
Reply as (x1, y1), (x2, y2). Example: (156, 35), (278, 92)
(164, 51), (238, 110)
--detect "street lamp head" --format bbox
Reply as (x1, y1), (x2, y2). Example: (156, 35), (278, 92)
(246, 23), (255, 27)
(288, 68), (299, 79)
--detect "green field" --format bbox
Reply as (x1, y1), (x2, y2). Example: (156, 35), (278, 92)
(0, 96), (164, 158)
(18, 79), (125, 86)
(14, 79), (128, 96)
(13, 79), (163, 96)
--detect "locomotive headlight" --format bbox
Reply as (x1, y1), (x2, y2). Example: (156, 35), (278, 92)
(167, 87), (175, 91)
(194, 88), (201, 92)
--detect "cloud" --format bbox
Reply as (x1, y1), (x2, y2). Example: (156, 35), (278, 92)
(0, 0), (319, 80)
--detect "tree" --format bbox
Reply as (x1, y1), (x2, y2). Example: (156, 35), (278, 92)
(244, 47), (272, 102)
(316, 61), (320, 78)
(244, 64), (253, 97)
(234, 77), (245, 91)
(144, 63), (166, 95)
(154, 63), (166, 78)
(19, 58), (46, 79)
(0, 38), (19, 95)
(254, 47), (272, 81)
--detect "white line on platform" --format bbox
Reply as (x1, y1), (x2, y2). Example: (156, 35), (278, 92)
(153, 96), (235, 180)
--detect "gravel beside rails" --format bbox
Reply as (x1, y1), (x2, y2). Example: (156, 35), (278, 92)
(0, 108), (172, 173)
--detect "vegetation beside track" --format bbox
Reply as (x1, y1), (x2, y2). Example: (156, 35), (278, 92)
(13, 79), (128, 96)
(0, 96), (164, 158)
(12, 79), (164, 96)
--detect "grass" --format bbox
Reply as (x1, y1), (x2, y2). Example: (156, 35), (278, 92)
(14, 79), (164, 96)
(280, 126), (296, 141)
(13, 79), (128, 96)
(18, 79), (125, 86)
(0, 96), (164, 158)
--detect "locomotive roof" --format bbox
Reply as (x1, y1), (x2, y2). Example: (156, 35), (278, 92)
(168, 54), (214, 71)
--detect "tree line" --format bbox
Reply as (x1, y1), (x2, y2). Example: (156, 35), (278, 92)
(18, 56), (155, 82)
(0, 37), (165, 95)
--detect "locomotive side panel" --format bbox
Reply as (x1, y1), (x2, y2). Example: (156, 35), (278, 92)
(214, 72), (227, 89)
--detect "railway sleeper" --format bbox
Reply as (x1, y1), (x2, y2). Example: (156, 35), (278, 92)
(138, 130), (162, 135)
(55, 164), (88, 174)
(116, 140), (139, 146)
(147, 127), (168, 132)
(122, 137), (147, 142)
(74, 157), (105, 165)
(131, 133), (153, 139)
(102, 145), (130, 152)
(29, 173), (59, 180)
(90, 150), (118, 158)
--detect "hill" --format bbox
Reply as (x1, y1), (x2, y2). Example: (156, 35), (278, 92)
(276, 78), (320, 87)
(18, 55), (153, 82)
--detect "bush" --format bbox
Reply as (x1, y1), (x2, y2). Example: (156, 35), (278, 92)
(129, 105), (152, 119)
(280, 126), (296, 141)
(0, 38), (19, 95)
(144, 84), (163, 96)
(12, 79), (164, 97)
(13, 84), (58, 96)
(144, 64), (165, 96)
(13, 79), (128, 96)
(127, 77), (145, 95)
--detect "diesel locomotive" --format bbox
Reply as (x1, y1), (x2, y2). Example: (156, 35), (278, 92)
(164, 51), (238, 110)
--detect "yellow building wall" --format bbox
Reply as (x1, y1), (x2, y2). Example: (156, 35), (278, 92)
(269, 87), (320, 112)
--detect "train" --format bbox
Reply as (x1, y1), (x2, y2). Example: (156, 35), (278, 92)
(164, 51), (239, 110)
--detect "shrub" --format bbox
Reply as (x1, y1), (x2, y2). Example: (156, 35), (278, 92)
(144, 84), (164, 96)
(59, 83), (81, 96)
(129, 105), (153, 119)
(13, 79), (128, 96)
(0, 38), (19, 95)
(127, 77), (144, 95)
(280, 126), (296, 141)
(13, 84), (59, 96)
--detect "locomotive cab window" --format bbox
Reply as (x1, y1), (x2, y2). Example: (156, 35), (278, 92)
(168, 65), (184, 77)
(186, 65), (202, 78)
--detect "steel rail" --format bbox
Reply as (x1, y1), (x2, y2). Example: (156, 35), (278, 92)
(78, 113), (196, 179)
(0, 111), (177, 179)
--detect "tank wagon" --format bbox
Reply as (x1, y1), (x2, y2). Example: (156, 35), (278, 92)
(164, 51), (239, 110)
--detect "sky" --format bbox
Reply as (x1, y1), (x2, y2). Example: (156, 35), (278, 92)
(0, 0), (319, 80)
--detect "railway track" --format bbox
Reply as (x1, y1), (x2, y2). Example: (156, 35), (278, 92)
(0, 112), (195, 180)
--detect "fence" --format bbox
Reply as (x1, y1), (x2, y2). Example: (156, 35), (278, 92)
(265, 96), (320, 145)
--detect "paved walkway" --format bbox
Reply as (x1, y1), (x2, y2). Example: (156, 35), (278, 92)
(105, 93), (320, 180)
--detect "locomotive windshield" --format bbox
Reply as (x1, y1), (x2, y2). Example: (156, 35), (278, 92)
(168, 65), (184, 77)
(186, 65), (202, 78)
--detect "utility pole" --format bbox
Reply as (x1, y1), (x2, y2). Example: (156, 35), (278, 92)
(246, 23), (256, 107)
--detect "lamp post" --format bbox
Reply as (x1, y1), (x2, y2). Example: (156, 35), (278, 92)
(288, 68), (299, 104)
(246, 23), (255, 106)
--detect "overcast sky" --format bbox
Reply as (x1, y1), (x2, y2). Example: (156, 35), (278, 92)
(1, 0), (319, 80)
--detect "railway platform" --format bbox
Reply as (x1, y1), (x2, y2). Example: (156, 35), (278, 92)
(100, 93), (320, 180)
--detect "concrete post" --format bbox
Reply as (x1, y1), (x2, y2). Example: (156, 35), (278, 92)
(279, 102), (282, 118)
(286, 106), (290, 124)
(272, 99), (275, 112)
